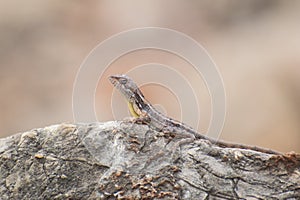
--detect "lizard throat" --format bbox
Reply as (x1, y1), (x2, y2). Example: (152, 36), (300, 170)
(128, 102), (142, 118)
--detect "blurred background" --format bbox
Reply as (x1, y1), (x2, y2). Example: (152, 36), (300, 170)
(0, 0), (299, 152)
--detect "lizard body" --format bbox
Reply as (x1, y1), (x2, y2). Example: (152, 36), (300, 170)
(109, 74), (281, 155)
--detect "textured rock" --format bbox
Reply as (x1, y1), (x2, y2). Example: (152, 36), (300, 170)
(0, 122), (299, 199)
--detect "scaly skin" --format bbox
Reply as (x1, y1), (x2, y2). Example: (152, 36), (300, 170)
(109, 74), (282, 155)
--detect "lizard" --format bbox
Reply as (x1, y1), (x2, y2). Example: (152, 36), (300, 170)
(109, 74), (282, 155)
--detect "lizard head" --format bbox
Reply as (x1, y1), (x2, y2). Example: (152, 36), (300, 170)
(109, 74), (144, 102)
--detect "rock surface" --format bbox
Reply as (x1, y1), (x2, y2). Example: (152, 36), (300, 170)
(0, 122), (299, 199)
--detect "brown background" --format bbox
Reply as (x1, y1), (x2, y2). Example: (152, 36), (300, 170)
(0, 0), (299, 152)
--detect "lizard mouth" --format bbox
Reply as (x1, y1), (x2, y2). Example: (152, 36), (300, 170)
(109, 75), (119, 86)
(109, 74), (128, 87)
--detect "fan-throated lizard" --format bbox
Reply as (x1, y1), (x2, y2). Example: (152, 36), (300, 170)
(109, 74), (281, 155)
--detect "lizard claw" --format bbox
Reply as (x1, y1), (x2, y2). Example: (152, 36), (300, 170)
(124, 116), (151, 125)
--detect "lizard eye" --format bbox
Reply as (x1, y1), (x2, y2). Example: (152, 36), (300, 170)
(119, 78), (127, 85)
